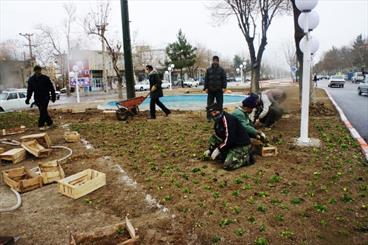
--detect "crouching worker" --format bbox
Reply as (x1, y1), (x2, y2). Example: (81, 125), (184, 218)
(232, 96), (268, 144)
(204, 103), (254, 170)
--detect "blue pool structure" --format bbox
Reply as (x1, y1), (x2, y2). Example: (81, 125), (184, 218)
(98, 94), (247, 110)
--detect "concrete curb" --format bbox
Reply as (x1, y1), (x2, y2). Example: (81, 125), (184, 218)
(323, 88), (368, 161)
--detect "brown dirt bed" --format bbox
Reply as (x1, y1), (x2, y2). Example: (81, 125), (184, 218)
(0, 86), (367, 244)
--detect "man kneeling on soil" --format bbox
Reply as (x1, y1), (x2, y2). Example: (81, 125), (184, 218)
(232, 96), (268, 143)
(251, 89), (287, 128)
(204, 103), (254, 170)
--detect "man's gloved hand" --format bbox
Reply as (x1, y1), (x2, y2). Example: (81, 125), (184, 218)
(257, 131), (268, 144)
(203, 149), (211, 158)
(25, 99), (30, 105)
(211, 148), (221, 160)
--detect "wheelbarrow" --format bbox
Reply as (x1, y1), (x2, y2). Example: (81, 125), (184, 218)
(115, 93), (150, 121)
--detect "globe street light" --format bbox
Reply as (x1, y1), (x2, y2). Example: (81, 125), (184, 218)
(295, 0), (320, 146)
(168, 66), (173, 90)
(72, 65), (80, 103)
(242, 61), (247, 83)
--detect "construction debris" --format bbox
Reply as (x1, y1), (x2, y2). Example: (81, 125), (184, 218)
(0, 148), (26, 164)
(21, 140), (52, 158)
(2, 166), (43, 193)
(58, 169), (106, 199)
(1, 125), (26, 136)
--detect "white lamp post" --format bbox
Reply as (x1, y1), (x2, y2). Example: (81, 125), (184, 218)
(242, 61), (247, 83)
(168, 67), (172, 90)
(72, 65), (80, 103)
(295, 0), (319, 146)
(239, 64), (244, 84)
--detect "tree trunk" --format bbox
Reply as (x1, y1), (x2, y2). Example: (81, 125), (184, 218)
(251, 64), (261, 92)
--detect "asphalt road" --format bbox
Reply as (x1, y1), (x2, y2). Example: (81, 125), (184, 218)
(318, 79), (368, 142)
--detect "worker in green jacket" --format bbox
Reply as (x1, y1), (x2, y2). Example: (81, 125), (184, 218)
(232, 96), (268, 143)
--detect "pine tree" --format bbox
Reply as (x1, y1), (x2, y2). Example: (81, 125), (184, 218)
(166, 29), (197, 87)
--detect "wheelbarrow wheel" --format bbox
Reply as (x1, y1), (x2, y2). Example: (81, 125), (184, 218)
(131, 106), (139, 115)
(116, 108), (129, 121)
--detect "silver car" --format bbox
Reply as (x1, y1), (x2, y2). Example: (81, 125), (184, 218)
(358, 76), (368, 96)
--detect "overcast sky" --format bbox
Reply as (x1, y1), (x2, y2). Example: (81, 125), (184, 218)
(1, 0), (367, 69)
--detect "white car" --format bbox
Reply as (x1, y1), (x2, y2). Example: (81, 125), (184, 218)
(161, 80), (171, 89)
(134, 80), (150, 91)
(183, 79), (199, 88)
(358, 76), (368, 95)
(328, 75), (345, 88)
(0, 89), (30, 112)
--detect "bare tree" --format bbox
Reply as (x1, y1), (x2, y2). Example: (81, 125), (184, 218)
(63, 3), (77, 96)
(213, 0), (290, 92)
(84, 1), (124, 99)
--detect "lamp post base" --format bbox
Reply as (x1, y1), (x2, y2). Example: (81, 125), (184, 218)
(294, 137), (321, 147)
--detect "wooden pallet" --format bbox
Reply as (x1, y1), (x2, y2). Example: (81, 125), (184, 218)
(64, 131), (80, 143)
(20, 132), (52, 148)
(0, 148), (26, 164)
(21, 140), (52, 158)
(2, 166), (43, 193)
(37, 161), (65, 184)
(1, 125), (26, 136)
(58, 169), (106, 199)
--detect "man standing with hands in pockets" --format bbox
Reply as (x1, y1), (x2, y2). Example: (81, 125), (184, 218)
(204, 56), (227, 122)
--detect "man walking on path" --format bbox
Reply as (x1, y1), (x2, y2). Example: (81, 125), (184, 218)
(146, 65), (171, 119)
(26, 65), (56, 130)
(204, 56), (227, 122)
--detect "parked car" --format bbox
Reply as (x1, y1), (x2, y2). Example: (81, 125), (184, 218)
(134, 80), (150, 91)
(358, 76), (368, 96)
(328, 75), (345, 88)
(183, 78), (199, 88)
(161, 80), (171, 89)
(0, 89), (30, 112)
(55, 91), (61, 100)
(352, 72), (364, 83)
(60, 87), (75, 93)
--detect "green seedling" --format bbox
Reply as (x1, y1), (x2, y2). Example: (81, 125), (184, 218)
(213, 192), (220, 199)
(242, 183), (252, 190)
(232, 190), (240, 197)
(212, 235), (221, 243)
(275, 214), (284, 222)
(234, 177), (243, 184)
(269, 174), (281, 183)
(254, 237), (268, 245)
(257, 191), (269, 198)
(219, 218), (234, 228)
(257, 205), (267, 213)
(163, 195), (173, 202)
(314, 203), (328, 213)
(191, 168), (201, 173)
(84, 198), (93, 205)
(116, 226), (125, 235)
(281, 188), (289, 195)
(241, 173), (250, 179)
(233, 206), (241, 214)
(280, 230), (294, 239)
(219, 180), (227, 188)
(235, 228), (245, 237)
(259, 224), (266, 232)
(270, 199), (282, 205)
(341, 194), (353, 203)
(247, 216), (256, 223)
(291, 197), (304, 205)
(182, 187), (191, 194)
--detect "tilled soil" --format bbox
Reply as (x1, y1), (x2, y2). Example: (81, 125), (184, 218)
(1, 87), (367, 245)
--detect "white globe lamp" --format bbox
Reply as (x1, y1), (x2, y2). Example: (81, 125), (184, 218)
(295, 0), (318, 12)
(299, 35), (319, 55)
(298, 10), (320, 31)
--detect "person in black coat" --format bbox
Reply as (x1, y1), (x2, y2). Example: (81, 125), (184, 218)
(204, 103), (254, 170)
(204, 56), (227, 121)
(26, 65), (56, 130)
(146, 65), (171, 119)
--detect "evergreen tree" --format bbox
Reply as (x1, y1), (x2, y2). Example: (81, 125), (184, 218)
(166, 29), (197, 87)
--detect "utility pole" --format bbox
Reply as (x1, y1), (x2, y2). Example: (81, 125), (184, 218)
(120, 0), (135, 99)
(19, 33), (36, 75)
(96, 24), (109, 93)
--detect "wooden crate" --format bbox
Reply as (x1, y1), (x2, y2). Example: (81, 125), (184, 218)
(0, 148), (26, 164)
(21, 140), (52, 158)
(2, 166), (43, 193)
(1, 125), (26, 136)
(0, 147), (4, 154)
(58, 169), (106, 199)
(38, 161), (65, 184)
(20, 132), (52, 148)
(64, 131), (80, 143)
(252, 143), (278, 157)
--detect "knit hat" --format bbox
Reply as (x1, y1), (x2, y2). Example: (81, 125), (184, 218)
(206, 103), (222, 113)
(242, 96), (258, 108)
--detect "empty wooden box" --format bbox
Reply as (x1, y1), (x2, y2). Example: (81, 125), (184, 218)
(64, 131), (80, 143)
(252, 142), (278, 157)
(1, 125), (26, 136)
(20, 132), (52, 148)
(58, 169), (106, 199)
(0, 148), (26, 164)
(21, 140), (52, 158)
(2, 167), (43, 193)
(38, 161), (65, 184)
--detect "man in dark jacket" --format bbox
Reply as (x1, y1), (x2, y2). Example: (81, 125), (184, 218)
(26, 65), (56, 130)
(204, 103), (254, 170)
(146, 65), (171, 119)
(204, 56), (227, 121)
